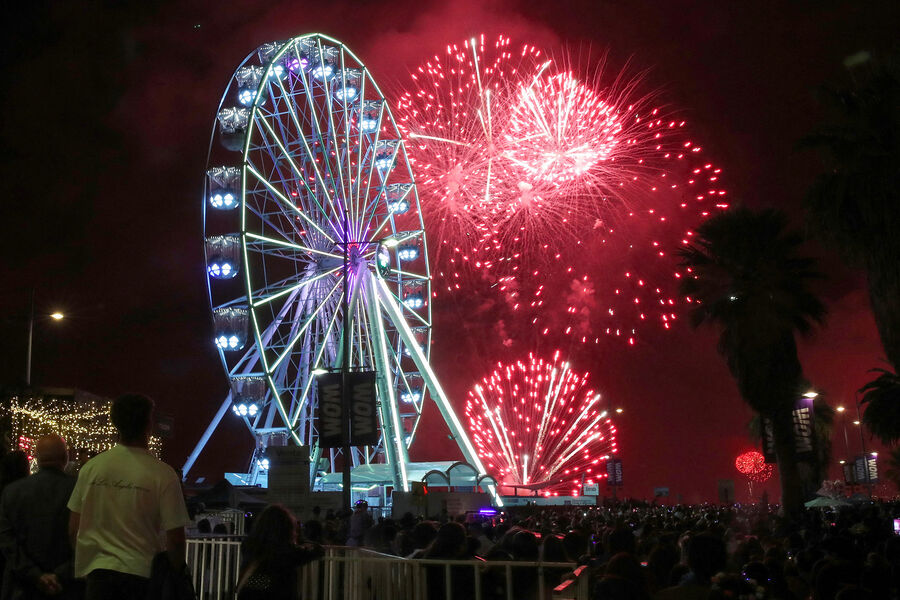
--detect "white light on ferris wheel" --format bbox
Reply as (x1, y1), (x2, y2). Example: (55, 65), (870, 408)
(400, 390), (422, 404)
(397, 245), (419, 261)
(210, 192), (237, 209)
(231, 402), (259, 418)
(403, 294), (424, 310)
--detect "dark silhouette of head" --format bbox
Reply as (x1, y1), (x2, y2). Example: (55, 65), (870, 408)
(687, 533), (727, 582)
(111, 394), (154, 445)
(609, 526), (637, 556)
(244, 504), (297, 561)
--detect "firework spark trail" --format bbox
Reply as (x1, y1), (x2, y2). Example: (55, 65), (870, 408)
(398, 34), (729, 345)
(464, 352), (618, 495)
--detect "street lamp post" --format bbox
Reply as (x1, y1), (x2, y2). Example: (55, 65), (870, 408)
(24, 289), (64, 387)
(836, 406), (850, 459)
(854, 391), (874, 497)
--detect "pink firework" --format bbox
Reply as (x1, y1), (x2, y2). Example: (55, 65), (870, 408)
(464, 352), (618, 496)
(398, 35), (727, 345)
(396, 35), (545, 238)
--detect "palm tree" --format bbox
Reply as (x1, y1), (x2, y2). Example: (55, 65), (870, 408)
(804, 53), (900, 370)
(679, 207), (825, 516)
(884, 446), (900, 491)
(859, 368), (900, 445)
(747, 396), (835, 500)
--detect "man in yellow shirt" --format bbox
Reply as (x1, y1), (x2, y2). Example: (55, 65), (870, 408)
(68, 394), (190, 600)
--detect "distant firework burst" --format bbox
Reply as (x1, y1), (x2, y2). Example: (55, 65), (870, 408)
(735, 450), (774, 483)
(398, 34), (728, 346)
(464, 352), (618, 495)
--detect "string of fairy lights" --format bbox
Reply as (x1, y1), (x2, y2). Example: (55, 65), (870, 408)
(2, 393), (161, 461)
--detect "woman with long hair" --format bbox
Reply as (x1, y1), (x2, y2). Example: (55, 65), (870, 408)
(236, 505), (322, 600)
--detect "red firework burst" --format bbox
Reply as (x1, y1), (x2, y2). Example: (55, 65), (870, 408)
(735, 450), (775, 483)
(464, 351), (618, 496)
(397, 34), (728, 345)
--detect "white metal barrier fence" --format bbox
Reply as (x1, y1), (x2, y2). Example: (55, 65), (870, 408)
(186, 540), (590, 600)
(187, 537), (242, 599)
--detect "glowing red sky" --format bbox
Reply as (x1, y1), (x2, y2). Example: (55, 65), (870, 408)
(0, 0), (896, 501)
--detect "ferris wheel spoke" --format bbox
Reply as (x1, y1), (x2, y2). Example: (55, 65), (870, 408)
(244, 197), (307, 248)
(269, 278), (341, 372)
(326, 51), (352, 221)
(288, 301), (342, 427)
(255, 113), (331, 219)
(250, 267), (339, 309)
(270, 72), (339, 218)
(284, 44), (343, 213)
(245, 232), (341, 261)
(351, 76), (369, 224)
(245, 164), (337, 243)
(357, 123), (384, 237)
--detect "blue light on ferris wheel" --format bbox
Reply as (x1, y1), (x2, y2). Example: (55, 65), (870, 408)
(210, 191), (237, 209)
(334, 85), (358, 101)
(360, 116), (378, 132)
(207, 262), (235, 279)
(312, 64), (334, 80)
(238, 88), (257, 106)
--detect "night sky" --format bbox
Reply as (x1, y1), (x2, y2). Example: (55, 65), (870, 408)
(1, 0), (897, 502)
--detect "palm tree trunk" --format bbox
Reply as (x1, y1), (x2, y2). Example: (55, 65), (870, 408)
(867, 258), (900, 371)
(770, 405), (804, 518)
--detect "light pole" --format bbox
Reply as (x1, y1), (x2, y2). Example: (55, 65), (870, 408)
(836, 406), (850, 459)
(854, 391), (874, 497)
(24, 289), (64, 387)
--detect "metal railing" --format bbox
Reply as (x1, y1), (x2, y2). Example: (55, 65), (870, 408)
(186, 540), (588, 600)
(187, 537), (242, 599)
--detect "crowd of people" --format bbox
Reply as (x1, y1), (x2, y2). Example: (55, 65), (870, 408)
(236, 497), (900, 599)
(1, 393), (899, 599)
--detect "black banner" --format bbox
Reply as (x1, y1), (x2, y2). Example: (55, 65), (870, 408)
(317, 373), (343, 448)
(761, 396), (815, 463)
(316, 371), (379, 448)
(854, 455), (878, 484)
(606, 458), (623, 486)
(348, 372), (378, 446)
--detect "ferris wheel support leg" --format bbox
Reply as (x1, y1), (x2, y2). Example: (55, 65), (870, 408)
(365, 284), (406, 491)
(373, 278), (502, 506)
(182, 392), (232, 481)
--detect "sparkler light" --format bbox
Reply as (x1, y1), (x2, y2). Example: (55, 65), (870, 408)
(398, 34), (728, 345)
(464, 352), (618, 496)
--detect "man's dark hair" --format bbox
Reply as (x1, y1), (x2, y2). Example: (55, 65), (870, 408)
(687, 533), (727, 581)
(111, 394), (154, 443)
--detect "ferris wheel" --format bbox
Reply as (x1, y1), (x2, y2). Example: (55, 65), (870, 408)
(183, 34), (487, 492)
